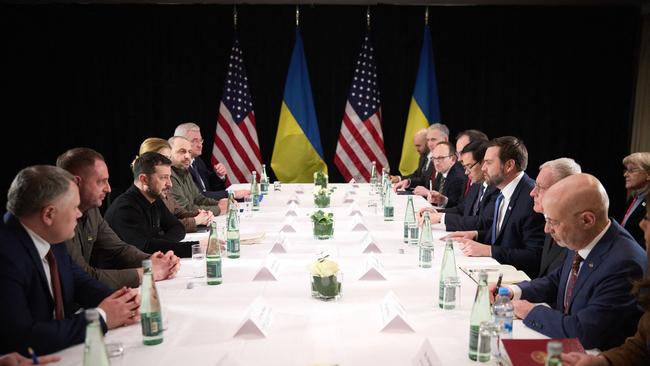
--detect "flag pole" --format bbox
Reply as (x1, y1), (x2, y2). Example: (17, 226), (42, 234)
(233, 5), (237, 31)
(296, 5), (299, 27)
(366, 6), (370, 30)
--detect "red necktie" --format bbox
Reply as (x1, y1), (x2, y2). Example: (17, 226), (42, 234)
(564, 252), (583, 314)
(464, 179), (471, 197)
(45, 249), (65, 320)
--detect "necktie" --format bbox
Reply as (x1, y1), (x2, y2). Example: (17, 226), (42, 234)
(621, 194), (639, 226)
(564, 252), (584, 314)
(472, 185), (486, 216)
(491, 192), (504, 244)
(464, 179), (471, 197)
(45, 249), (65, 320)
(190, 162), (206, 191)
(437, 174), (446, 194)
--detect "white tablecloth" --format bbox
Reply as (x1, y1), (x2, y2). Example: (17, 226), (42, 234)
(54, 183), (545, 365)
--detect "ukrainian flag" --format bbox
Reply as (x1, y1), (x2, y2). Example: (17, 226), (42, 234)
(271, 29), (328, 183)
(398, 25), (441, 176)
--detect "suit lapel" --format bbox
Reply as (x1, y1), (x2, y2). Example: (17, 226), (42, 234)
(464, 184), (481, 216)
(495, 174), (529, 242)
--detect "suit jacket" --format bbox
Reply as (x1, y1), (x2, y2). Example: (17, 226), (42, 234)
(443, 183), (499, 231)
(477, 173), (546, 277)
(518, 220), (646, 350)
(191, 157), (228, 200)
(0, 213), (112, 356)
(403, 153), (428, 182)
(622, 194), (647, 249)
(65, 207), (149, 290)
(408, 156), (435, 189)
(104, 185), (190, 258)
(433, 162), (468, 209)
(537, 234), (567, 280)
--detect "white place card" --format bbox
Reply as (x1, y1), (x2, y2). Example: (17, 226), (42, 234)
(286, 194), (300, 205)
(348, 202), (363, 216)
(279, 218), (297, 233)
(269, 234), (288, 254)
(233, 298), (274, 338)
(343, 193), (355, 204)
(216, 353), (243, 366)
(360, 233), (381, 254)
(351, 216), (369, 232)
(358, 254), (387, 281)
(411, 339), (441, 366)
(379, 291), (414, 333)
(294, 186), (305, 194)
(252, 255), (280, 281)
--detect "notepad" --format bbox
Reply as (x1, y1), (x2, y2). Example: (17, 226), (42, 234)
(458, 264), (530, 284)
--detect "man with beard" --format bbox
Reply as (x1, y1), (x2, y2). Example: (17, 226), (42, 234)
(58, 148), (179, 290)
(104, 152), (190, 258)
(444, 136), (545, 277)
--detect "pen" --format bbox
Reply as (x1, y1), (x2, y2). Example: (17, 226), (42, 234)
(493, 273), (503, 298)
(28, 347), (39, 365)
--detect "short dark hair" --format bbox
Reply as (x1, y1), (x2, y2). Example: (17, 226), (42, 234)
(487, 136), (528, 171)
(461, 140), (488, 163)
(132, 152), (172, 180)
(456, 129), (489, 144)
(56, 147), (105, 175)
(7, 165), (74, 217)
(435, 141), (456, 156)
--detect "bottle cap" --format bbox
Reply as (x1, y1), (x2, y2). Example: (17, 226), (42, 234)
(547, 341), (563, 353)
(142, 259), (152, 269)
(498, 287), (509, 296)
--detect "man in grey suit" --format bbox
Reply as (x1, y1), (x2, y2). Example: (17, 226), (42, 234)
(532, 158), (582, 279)
(57, 148), (180, 290)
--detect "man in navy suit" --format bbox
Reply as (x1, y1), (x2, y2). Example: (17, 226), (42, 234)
(0, 166), (140, 356)
(424, 141), (468, 209)
(496, 174), (646, 350)
(445, 136), (546, 277)
(420, 140), (499, 231)
(532, 158), (582, 279)
(390, 128), (428, 184)
(174, 122), (249, 200)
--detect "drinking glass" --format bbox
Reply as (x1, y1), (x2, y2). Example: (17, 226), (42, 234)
(190, 243), (205, 278)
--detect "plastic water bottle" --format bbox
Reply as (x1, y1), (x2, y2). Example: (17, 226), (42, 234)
(493, 287), (514, 338)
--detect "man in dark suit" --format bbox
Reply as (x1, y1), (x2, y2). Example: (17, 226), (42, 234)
(496, 174), (646, 350)
(425, 141), (468, 209)
(421, 140), (499, 231)
(0, 165), (140, 356)
(104, 152), (190, 258)
(174, 122), (249, 200)
(390, 128), (428, 184)
(395, 123), (450, 194)
(446, 136), (545, 277)
(57, 147), (179, 290)
(532, 158), (582, 279)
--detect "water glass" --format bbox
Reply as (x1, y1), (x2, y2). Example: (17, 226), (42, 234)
(273, 181), (282, 191)
(476, 321), (501, 362)
(242, 196), (252, 217)
(407, 222), (419, 246)
(190, 243), (205, 278)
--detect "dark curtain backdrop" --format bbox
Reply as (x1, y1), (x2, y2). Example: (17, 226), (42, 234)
(0, 4), (640, 217)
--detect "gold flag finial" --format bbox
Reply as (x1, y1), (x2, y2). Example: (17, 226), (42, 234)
(425, 6), (429, 25)
(366, 6), (371, 29)
(296, 5), (300, 27)
(234, 5), (238, 30)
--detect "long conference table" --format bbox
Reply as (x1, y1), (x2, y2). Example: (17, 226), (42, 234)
(55, 183), (546, 366)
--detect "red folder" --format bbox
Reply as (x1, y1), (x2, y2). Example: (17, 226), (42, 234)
(501, 338), (585, 365)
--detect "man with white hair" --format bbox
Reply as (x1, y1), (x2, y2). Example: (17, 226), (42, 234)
(174, 122), (248, 200)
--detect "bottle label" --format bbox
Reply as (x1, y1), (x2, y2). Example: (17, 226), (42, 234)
(206, 258), (222, 279)
(468, 325), (490, 361)
(141, 312), (163, 337)
(227, 238), (240, 253)
(383, 206), (394, 218)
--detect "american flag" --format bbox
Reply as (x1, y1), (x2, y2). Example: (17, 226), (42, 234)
(212, 36), (262, 184)
(334, 32), (389, 182)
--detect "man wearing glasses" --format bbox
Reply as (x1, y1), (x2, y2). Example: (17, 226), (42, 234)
(423, 141), (468, 209)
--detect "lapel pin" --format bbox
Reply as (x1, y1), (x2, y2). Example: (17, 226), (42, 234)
(588, 262), (593, 268)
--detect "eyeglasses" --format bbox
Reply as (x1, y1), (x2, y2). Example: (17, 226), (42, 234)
(191, 138), (204, 144)
(623, 168), (644, 174)
(463, 161), (479, 172)
(431, 155), (453, 162)
(534, 182), (550, 192)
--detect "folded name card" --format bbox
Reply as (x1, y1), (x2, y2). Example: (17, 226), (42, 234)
(351, 216), (369, 232)
(279, 218), (297, 233)
(412, 339), (440, 366)
(269, 235), (288, 254)
(348, 202), (363, 216)
(233, 298), (274, 338)
(286, 195), (300, 205)
(216, 353), (243, 366)
(343, 193), (355, 204)
(359, 254), (386, 281)
(360, 233), (381, 254)
(379, 291), (414, 333)
(252, 255), (280, 281)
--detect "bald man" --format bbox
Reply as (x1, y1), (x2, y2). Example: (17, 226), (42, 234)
(390, 128), (429, 184)
(494, 174), (646, 350)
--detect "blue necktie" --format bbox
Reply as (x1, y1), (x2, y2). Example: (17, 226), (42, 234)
(491, 192), (504, 244)
(190, 162), (206, 191)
